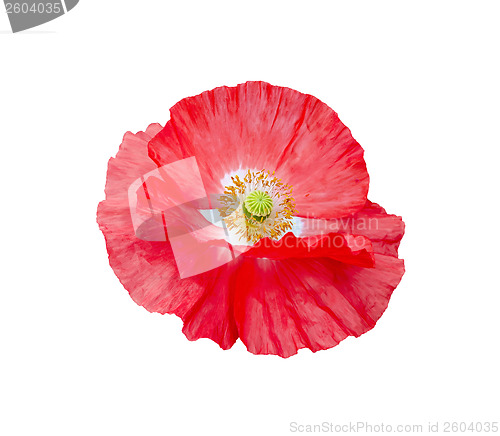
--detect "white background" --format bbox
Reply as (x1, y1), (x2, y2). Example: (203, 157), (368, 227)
(1, 1), (499, 435)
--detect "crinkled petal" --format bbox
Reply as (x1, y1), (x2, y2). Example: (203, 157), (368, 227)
(299, 200), (405, 256)
(243, 232), (374, 268)
(97, 124), (239, 349)
(148, 81), (369, 218)
(233, 254), (405, 358)
(102, 123), (163, 212)
(100, 230), (240, 349)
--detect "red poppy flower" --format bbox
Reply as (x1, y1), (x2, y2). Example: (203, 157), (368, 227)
(97, 81), (405, 357)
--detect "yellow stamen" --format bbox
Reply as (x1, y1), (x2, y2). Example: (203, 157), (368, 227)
(219, 169), (296, 243)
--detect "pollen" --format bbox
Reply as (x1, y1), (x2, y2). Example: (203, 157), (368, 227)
(219, 169), (296, 243)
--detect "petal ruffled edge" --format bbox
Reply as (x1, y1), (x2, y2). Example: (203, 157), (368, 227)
(233, 253), (405, 358)
(299, 200), (405, 257)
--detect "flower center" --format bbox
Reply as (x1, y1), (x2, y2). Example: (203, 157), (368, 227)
(243, 190), (273, 222)
(219, 170), (296, 243)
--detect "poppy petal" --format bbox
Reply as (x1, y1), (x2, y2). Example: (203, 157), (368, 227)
(97, 125), (240, 348)
(148, 81), (369, 218)
(233, 254), (405, 358)
(101, 123), (163, 216)
(243, 232), (375, 268)
(299, 200), (405, 257)
(100, 231), (240, 349)
(181, 259), (243, 349)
